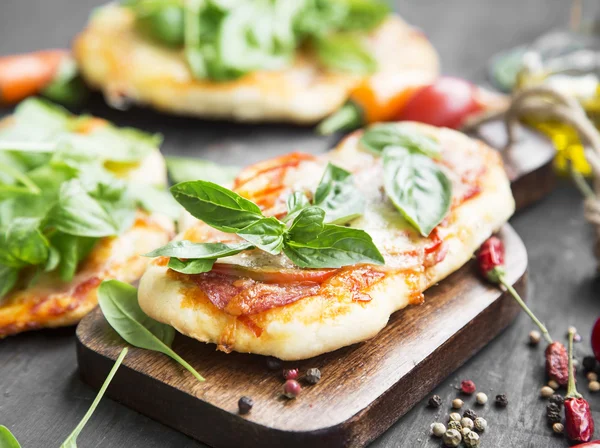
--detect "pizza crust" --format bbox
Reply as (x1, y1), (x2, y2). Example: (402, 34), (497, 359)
(138, 124), (515, 360)
(73, 5), (439, 123)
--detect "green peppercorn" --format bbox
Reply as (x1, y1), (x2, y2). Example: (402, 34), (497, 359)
(134, 3), (185, 47)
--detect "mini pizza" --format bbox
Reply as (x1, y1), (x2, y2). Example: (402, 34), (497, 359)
(73, 1), (438, 123)
(0, 99), (175, 337)
(138, 122), (515, 360)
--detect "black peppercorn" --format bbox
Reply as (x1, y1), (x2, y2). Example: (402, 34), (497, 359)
(428, 394), (442, 408)
(238, 396), (254, 415)
(495, 394), (508, 407)
(305, 368), (321, 385)
(463, 409), (477, 421)
(547, 411), (562, 424)
(546, 403), (560, 415)
(549, 394), (564, 407)
(583, 356), (597, 372)
(266, 357), (282, 371)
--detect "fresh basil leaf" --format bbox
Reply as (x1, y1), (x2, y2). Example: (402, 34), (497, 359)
(237, 217), (286, 254)
(51, 233), (97, 282)
(133, 0), (185, 47)
(168, 257), (215, 274)
(338, 0), (390, 31)
(128, 183), (180, 220)
(47, 180), (120, 237)
(44, 246), (61, 272)
(383, 147), (452, 237)
(0, 425), (21, 448)
(287, 206), (325, 243)
(313, 162), (364, 224)
(166, 156), (239, 185)
(171, 180), (263, 233)
(359, 123), (441, 158)
(59, 347), (128, 448)
(315, 33), (376, 75)
(284, 191), (310, 222)
(0, 266), (18, 300)
(184, 0), (208, 79)
(0, 218), (49, 268)
(145, 240), (254, 258)
(0, 98), (70, 143)
(284, 224), (384, 268)
(98, 280), (204, 382)
(294, 0), (347, 37)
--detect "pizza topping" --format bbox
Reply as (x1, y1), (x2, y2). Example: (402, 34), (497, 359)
(0, 99), (176, 300)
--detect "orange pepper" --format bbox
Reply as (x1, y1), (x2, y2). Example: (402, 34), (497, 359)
(0, 49), (68, 105)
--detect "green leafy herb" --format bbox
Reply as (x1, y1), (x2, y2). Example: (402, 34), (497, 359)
(359, 123), (441, 158)
(383, 147), (452, 237)
(59, 347), (128, 448)
(41, 56), (89, 106)
(167, 257), (216, 274)
(284, 191), (310, 223)
(0, 425), (21, 448)
(145, 240), (254, 258)
(313, 163), (365, 224)
(0, 218), (49, 268)
(236, 217), (286, 254)
(97, 280), (204, 382)
(287, 206), (325, 242)
(166, 156), (239, 185)
(314, 33), (377, 75)
(0, 266), (18, 299)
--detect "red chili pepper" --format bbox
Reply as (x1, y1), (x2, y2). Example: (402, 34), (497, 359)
(576, 441), (600, 447)
(478, 237), (571, 385)
(565, 327), (595, 442)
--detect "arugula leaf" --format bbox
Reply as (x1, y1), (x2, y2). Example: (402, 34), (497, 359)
(145, 240), (254, 258)
(315, 33), (376, 75)
(59, 347), (128, 448)
(284, 223), (384, 268)
(383, 147), (452, 237)
(287, 206), (325, 243)
(313, 163), (364, 224)
(168, 257), (215, 274)
(51, 233), (97, 282)
(171, 180), (263, 232)
(359, 123), (441, 158)
(98, 280), (204, 382)
(165, 156), (239, 185)
(0, 425), (21, 448)
(0, 266), (18, 300)
(0, 218), (49, 268)
(47, 180), (120, 237)
(0, 98), (70, 143)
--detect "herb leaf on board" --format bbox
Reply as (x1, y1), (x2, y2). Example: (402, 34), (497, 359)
(0, 425), (21, 448)
(359, 123), (441, 158)
(97, 280), (204, 382)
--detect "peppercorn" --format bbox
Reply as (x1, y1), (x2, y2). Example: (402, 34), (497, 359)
(460, 427), (471, 437)
(266, 357), (282, 371)
(552, 422), (564, 435)
(460, 380), (476, 395)
(548, 379), (560, 390)
(442, 429), (462, 447)
(464, 431), (480, 448)
(547, 412), (562, 424)
(461, 417), (474, 430)
(587, 372), (598, 382)
(452, 398), (464, 409)
(549, 394), (565, 407)
(428, 394), (442, 408)
(495, 394), (508, 407)
(449, 412), (462, 422)
(583, 356), (597, 372)
(475, 392), (488, 405)
(547, 403), (561, 415)
(238, 396), (254, 415)
(540, 386), (554, 398)
(529, 330), (541, 346)
(463, 409), (477, 421)
(589, 380), (600, 392)
(430, 422), (446, 437)
(305, 368), (321, 385)
(283, 368), (299, 380)
(474, 417), (487, 432)
(448, 421), (462, 431)
(282, 379), (301, 399)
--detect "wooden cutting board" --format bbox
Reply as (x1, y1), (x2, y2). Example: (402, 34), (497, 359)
(76, 224), (527, 448)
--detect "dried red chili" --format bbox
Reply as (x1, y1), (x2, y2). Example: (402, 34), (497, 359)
(478, 237), (569, 386)
(565, 327), (595, 443)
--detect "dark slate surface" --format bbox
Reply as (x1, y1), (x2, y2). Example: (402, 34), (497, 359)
(1, 1), (599, 447)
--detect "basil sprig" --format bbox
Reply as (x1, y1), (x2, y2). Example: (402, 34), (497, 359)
(147, 176), (383, 271)
(126, 0), (388, 81)
(359, 124), (453, 237)
(0, 99), (177, 300)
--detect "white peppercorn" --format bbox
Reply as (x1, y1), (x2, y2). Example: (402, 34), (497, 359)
(475, 392), (488, 405)
(529, 330), (541, 345)
(460, 417), (474, 430)
(548, 380), (560, 390)
(540, 386), (554, 398)
(452, 398), (464, 409)
(589, 380), (600, 392)
(460, 427), (471, 437)
(464, 431), (480, 447)
(449, 412), (461, 422)
(474, 417), (487, 432)
(447, 421), (462, 431)
(442, 429), (462, 447)
(587, 372), (598, 382)
(430, 422), (446, 437)
(552, 422), (564, 434)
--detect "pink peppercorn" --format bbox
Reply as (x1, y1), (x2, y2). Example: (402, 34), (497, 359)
(283, 379), (302, 399)
(283, 368), (299, 380)
(461, 380), (476, 395)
